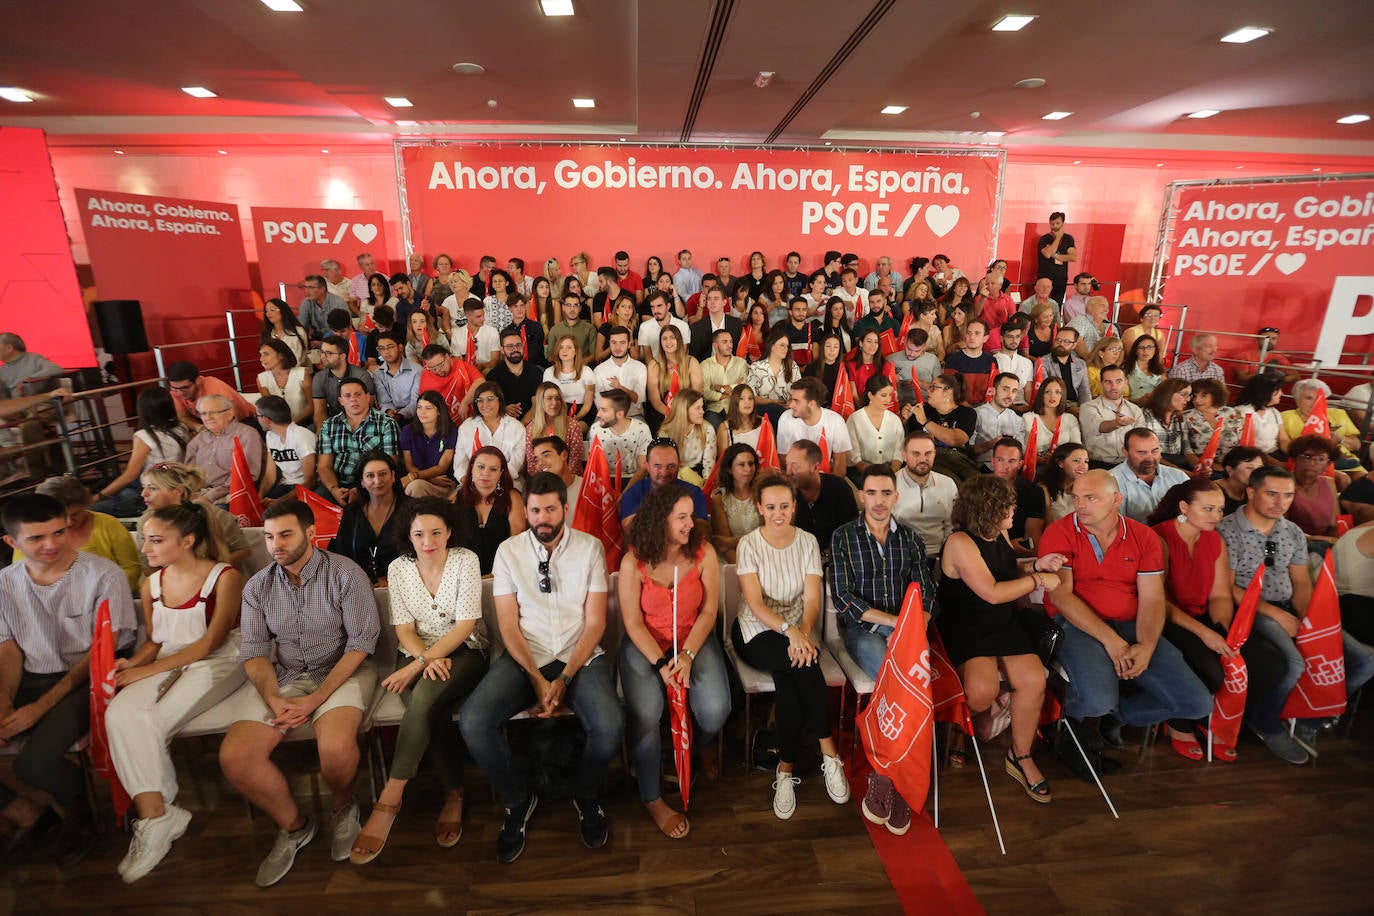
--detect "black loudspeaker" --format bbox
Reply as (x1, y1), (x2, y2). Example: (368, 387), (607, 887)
(94, 299), (150, 354)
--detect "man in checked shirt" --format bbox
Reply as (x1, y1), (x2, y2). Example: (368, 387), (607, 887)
(217, 499), (379, 887)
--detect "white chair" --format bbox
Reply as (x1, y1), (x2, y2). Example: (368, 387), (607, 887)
(719, 563), (845, 765)
(240, 527), (270, 577)
(821, 578), (875, 761)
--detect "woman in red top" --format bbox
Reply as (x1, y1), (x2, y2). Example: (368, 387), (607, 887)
(1147, 479), (1286, 761)
(618, 486), (728, 840)
(847, 327), (884, 399)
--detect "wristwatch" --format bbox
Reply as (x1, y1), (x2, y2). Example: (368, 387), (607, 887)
(684, 648), (697, 661)
(559, 673), (574, 687)
(779, 622), (791, 635)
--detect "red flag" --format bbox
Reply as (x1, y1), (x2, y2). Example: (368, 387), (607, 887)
(911, 366), (924, 405)
(928, 630), (973, 735)
(1209, 565), (1266, 754)
(666, 365), (681, 411)
(882, 363), (901, 415)
(360, 311), (377, 333)
(1194, 418), (1224, 478)
(1280, 552), (1348, 720)
(1300, 389), (1331, 439)
(520, 325), (529, 360)
(818, 427), (831, 474)
(294, 485), (343, 548)
(667, 567), (692, 810)
(421, 326), (430, 349)
(1238, 412), (1256, 447)
(1028, 358), (1045, 405)
(756, 419), (780, 470)
(572, 438), (623, 572)
(346, 331), (361, 366)
(462, 327), (477, 365)
(984, 379), (997, 403)
(1337, 514), (1354, 536)
(701, 458), (720, 498)
(229, 437), (263, 528)
(471, 424), (484, 460)
(879, 329), (899, 358)
(859, 582), (934, 813)
(89, 599), (132, 822)
(832, 363), (855, 419)
(896, 311), (913, 349)
(737, 325), (761, 361)
(1023, 416), (1040, 481)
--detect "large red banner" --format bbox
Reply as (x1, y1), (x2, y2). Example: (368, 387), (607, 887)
(76, 189), (252, 380)
(400, 144), (1002, 279)
(1158, 176), (1374, 369)
(250, 206), (390, 302)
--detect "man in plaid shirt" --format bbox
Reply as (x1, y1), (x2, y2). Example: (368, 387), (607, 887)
(316, 378), (400, 505)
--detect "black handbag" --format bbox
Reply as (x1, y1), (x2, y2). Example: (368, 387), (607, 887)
(1018, 608), (1062, 668)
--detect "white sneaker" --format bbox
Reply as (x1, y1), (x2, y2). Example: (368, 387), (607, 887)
(772, 767), (801, 820)
(820, 754), (851, 804)
(119, 805), (192, 883)
(255, 816), (316, 888)
(331, 801), (361, 862)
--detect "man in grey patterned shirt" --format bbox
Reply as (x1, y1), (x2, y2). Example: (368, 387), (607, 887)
(217, 499), (379, 887)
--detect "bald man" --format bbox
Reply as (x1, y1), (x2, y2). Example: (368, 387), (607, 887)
(1037, 470), (1211, 773)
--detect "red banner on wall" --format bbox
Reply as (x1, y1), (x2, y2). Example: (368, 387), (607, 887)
(250, 206), (389, 303)
(1158, 176), (1374, 368)
(399, 144), (1002, 280)
(76, 189), (252, 380)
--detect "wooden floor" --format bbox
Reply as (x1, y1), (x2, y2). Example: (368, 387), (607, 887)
(4, 712), (1374, 915)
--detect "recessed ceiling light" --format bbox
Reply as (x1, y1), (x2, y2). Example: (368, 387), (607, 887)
(619, 137), (626, 142)
(540, 0), (575, 15)
(321, 149), (330, 154)
(260, 0), (303, 10)
(452, 62), (485, 75)
(1337, 114), (1370, 125)
(572, 98), (596, 108)
(114, 149), (125, 155)
(394, 120), (418, 127)
(1014, 78), (1046, 89)
(217, 150), (228, 155)
(182, 86), (217, 98)
(1073, 160), (1082, 164)
(991, 14), (1036, 31)
(0, 87), (34, 103)
(753, 71), (775, 89)
(1042, 111), (1072, 120)
(824, 141), (832, 146)
(1220, 26), (1271, 44)
(1156, 163), (1164, 167)
(881, 105), (908, 115)
(984, 131), (1006, 138)
(385, 97), (413, 108)
(1313, 168), (1322, 172)
(1188, 109), (1221, 119)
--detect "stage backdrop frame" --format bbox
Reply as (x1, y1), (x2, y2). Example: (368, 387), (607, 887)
(394, 141), (1005, 281)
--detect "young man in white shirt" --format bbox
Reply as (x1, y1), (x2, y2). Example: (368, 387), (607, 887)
(892, 429), (957, 561)
(592, 390), (652, 482)
(1080, 365), (1144, 467)
(460, 473), (621, 864)
(592, 326), (648, 419)
(453, 300), (501, 369)
(256, 395), (318, 500)
(833, 268), (868, 326)
(971, 373), (1026, 468)
(777, 377), (853, 477)
(992, 322), (1035, 407)
(636, 291), (691, 363)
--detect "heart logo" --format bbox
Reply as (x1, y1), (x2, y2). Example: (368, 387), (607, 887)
(924, 205), (960, 238)
(1274, 252), (1305, 276)
(351, 223), (378, 244)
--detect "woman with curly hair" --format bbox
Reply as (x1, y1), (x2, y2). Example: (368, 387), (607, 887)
(455, 445), (526, 574)
(1287, 434), (1342, 541)
(617, 485), (729, 840)
(937, 475), (1064, 803)
(709, 443), (762, 562)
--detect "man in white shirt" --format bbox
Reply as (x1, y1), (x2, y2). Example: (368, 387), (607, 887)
(971, 374), (1026, 468)
(992, 322), (1035, 407)
(1080, 366), (1145, 467)
(1109, 429), (1190, 523)
(460, 473), (621, 864)
(321, 259), (352, 304)
(453, 300), (501, 369)
(256, 395), (318, 499)
(777, 377), (853, 477)
(673, 249), (703, 300)
(592, 327), (647, 418)
(834, 268), (868, 326)
(637, 291), (691, 362)
(892, 429), (957, 560)
(592, 390), (652, 481)
(532, 435), (583, 519)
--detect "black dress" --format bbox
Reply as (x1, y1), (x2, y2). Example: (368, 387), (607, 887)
(330, 497), (408, 583)
(462, 501), (511, 575)
(936, 531), (1035, 668)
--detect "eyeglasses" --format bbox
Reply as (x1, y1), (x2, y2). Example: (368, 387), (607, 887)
(1297, 453), (1330, 464)
(475, 395), (499, 405)
(537, 559), (552, 594)
(1263, 540), (1277, 568)
(197, 408), (232, 417)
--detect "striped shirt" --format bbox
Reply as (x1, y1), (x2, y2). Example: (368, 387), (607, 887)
(0, 552), (137, 674)
(239, 547), (380, 685)
(735, 527), (823, 644)
(829, 517), (937, 630)
(317, 408), (400, 484)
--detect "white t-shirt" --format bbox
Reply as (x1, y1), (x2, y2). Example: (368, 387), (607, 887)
(451, 323), (500, 364)
(894, 468), (958, 556)
(543, 365), (596, 406)
(834, 286), (867, 325)
(992, 351), (1035, 404)
(134, 427), (189, 470)
(637, 316), (691, 361)
(266, 424), (317, 486)
(593, 356), (648, 418)
(776, 408), (853, 459)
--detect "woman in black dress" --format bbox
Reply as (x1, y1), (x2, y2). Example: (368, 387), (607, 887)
(331, 451), (409, 585)
(937, 475), (1066, 804)
(454, 446), (527, 574)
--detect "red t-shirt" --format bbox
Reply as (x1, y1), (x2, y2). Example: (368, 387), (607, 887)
(1151, 519), (1220, 619)
(171, 376), (255, 424)
(418, 368), (470, 423)
(618, 270), (644, 294)
(1039, 513), (1163, 621)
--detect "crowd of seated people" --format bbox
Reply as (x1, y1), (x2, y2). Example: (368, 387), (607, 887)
(1, 236), (1372, 886)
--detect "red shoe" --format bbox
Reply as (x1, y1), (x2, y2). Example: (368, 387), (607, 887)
(1168, 732), (1204, 761)
(1196, 727), (1238, 763)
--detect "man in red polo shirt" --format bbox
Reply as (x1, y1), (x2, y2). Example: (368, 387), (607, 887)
(1038, 470), (1211, 771)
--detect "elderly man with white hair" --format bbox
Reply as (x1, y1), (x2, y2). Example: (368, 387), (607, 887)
(183, 394), (263, 504)
(1169, 333), (1225, 384)
(1281, 378), (1367, 477)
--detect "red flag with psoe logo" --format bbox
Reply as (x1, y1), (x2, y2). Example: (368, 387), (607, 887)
(756, 418), (780, 469)
(1281, 552), (1348, 720)
(572, 437), (622, 572)
(229, 437), (264, 528)
(89, 599), (132, 822)
(928, 630), (973, 736)
(832, 363), (855, 419)
(1209, 564), (1266, 755)
(860, 582), (935, 813)
(1300, 389), (1331, 439)
(1028, 358), (1045, 405)
(1023, 416), (1039, 481)
(879, 329), (899, 358)
(294, 485), (343, 548)
(1194, 418), (1224, 478)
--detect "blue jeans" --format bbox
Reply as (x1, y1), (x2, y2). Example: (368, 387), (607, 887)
(1251, 611), (1374, 733)
(843, 623), (893, 681)
(620, 635), (730, 803)
(1056, 618), (1212, 726)
(458, 653), (624, 807)
(90, 481), (145, 518)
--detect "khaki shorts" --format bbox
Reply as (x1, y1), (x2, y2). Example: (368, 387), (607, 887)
(226, 663), (377, 730)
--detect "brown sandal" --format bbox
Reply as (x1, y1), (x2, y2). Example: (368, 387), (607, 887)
(349, 801), (401, 864)
(646, 800), (690, 840)
(436, 791), (463, 848)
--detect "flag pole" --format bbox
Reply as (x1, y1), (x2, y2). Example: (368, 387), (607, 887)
(965, 733), (1007, 855)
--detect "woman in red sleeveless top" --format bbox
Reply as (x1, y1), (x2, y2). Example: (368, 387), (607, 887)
(618, 486), (729, 840)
